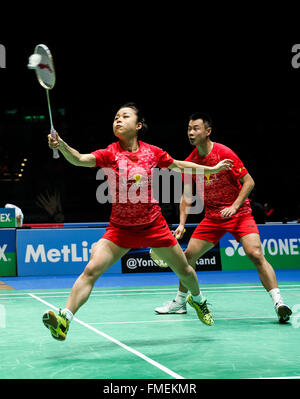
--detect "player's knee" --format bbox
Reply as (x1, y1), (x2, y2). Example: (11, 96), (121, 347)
(177, 264), (194, 279)
(184, 250), (197, 268)
(82, 260), (102, 283)
(246, 247), (264, 264)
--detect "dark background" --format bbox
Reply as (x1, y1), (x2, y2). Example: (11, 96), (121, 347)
(0, 15), (299, 225)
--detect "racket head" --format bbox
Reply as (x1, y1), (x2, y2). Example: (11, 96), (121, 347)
(34, 44), (56, 89)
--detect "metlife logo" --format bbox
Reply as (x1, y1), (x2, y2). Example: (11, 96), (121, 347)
(17, 228), (122, 276)
(25, 241), (94, 264)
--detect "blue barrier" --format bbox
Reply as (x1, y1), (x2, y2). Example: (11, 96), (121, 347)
(5, 222), (300, 277)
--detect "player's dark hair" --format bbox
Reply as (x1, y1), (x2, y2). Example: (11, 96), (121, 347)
(119, 102), (149, 134)
(189, 112), (213, 129)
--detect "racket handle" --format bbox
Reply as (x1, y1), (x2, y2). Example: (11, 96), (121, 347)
(51, 129), (60, 159)
(53, 149), (60, 159)
(175, 228), (186, 239)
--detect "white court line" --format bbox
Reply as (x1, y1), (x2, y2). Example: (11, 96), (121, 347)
(89, 315), (275, 325)
(0, 286), (299, 300)
(28, 293), (184, 380)
(1, 283), (299, 297)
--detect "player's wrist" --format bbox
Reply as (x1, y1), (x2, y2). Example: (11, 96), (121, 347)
(58, 139), (66, 151)
(207, 165), (218, 174)
(232, 203), (240, 211)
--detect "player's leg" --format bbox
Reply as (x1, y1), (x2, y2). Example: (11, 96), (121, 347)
(43, 238), (130, 340)
(154, 242), (202, 296)
(65, 238), (129, 314)
(155, 238), (215, 314)
(240, 233), (277, 290)
(154, 243), (214, 325)
(240, 233), (292, 323)
(178, 238), (215, 293)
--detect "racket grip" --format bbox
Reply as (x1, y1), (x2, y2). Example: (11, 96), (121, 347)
(175, 228), (186, 239)
(50, 129), (60, 159)
(53, 149), (60, 159)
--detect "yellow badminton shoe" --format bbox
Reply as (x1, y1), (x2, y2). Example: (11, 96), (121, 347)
(187, 294), (214, 326)
(42, 309), (69, 341)
(275, 302), (292, 324)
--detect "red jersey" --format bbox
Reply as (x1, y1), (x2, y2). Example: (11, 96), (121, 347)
(92, 140), (174, 226)
(184, 142), (252, 219)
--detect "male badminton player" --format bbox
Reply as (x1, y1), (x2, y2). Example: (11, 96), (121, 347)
(155, 112), (292, 324)
(43, 103), (233, 340)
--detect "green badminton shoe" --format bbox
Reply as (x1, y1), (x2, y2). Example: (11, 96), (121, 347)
(42, 309), (69, 341)
(187, 295), (214, 326)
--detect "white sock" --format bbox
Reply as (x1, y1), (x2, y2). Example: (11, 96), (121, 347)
(269, 288), (283, 306)
(175, 291), (188, 304)
(191, 292), (205, 304)
(62, 308), (73, 322)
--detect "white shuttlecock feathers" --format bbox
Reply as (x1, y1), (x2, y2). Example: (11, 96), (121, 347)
(27, 53), (42, 69)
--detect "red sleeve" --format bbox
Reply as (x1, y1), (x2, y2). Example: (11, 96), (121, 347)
(222, 147), (248, 180)
(152, 146), (174, 168)
(91, 149), (115, 168)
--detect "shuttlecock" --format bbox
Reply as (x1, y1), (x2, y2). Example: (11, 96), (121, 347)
(27, 53), (42, 69)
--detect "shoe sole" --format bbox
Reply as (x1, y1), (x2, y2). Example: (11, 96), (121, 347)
(43, 310), (58, 329)
(42, 310), (66, 341)
(155, 309), (187, 314)
(277, 305), (292, 323)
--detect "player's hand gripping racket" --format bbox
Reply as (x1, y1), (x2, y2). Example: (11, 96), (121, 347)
(27, 44), (59, 159)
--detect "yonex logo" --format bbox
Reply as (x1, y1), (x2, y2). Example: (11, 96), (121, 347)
(126, 257), (156, 269)
(0, 213), (11, 222)
(225, 240), (246, 257)
(38, 63), (53, 73)
(224, 238), (300, 257)
(0, 244), (7, 261)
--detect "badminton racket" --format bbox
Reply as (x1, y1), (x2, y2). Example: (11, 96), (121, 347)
(28, 44), (59, 159)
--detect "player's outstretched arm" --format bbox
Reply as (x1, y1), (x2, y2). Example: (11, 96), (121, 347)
(168, 159), (233, 174)
(48, 131), (96, 167)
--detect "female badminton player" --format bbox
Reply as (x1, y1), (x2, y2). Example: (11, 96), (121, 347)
(42, 103), (233, 340)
